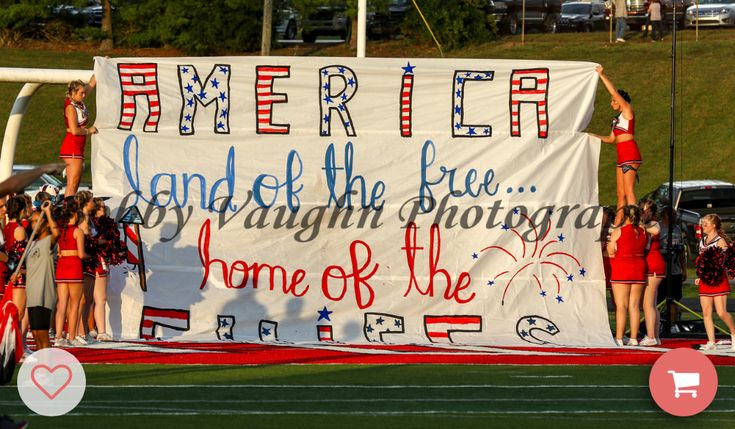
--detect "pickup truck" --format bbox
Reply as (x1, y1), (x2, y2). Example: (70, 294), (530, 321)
(487, 0), (562, 34)
(647, 180), (735, 263)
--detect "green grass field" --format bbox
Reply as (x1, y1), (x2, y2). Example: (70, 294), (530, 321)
(1, 364), (735, 428)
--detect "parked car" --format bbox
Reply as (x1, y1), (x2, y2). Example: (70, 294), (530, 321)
(367, 0), (409, 39)
(684, 0), (735, 27)
(624, 0), (649, 30)
(488, 0), (562, 34)
(12, 164), (91, 199)
(275, 7), (299, 40)
(646, 180), (735, 263)
(559, 2), (608, 31)
(301, 4), (351, 42)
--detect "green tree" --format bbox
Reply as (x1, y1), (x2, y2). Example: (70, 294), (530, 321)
(0, 1), (51, 46)
(401, 0), (493, 51)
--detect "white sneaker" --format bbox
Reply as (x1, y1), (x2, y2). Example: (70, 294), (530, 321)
(639, 336), (658, 346)
(616, 38), (626, 43)
(628, 338), (639, 346)
(615, 338), (624, 346)
(54, 338), (71, 347)
(97, 332), (113, 342)
(70, 336), (88, 347)
(700, 341), (716, 351)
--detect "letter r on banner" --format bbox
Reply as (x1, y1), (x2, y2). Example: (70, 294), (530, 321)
(117, 63), (160, 132)
(510, 68), (549, 138)
(319, 65), (358, 137)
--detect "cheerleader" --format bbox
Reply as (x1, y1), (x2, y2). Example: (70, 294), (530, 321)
(589, 66), (641, 227)
(76, 190), (96, 341)
(88, 198), (117, 341)
(639, 200), (665, 346)
(4, 196), (29, 351)
(695, 214), (735, 351)
(607, 205), (648, 346)
(61, 77), (98, 196)
(54, 198), (87, 347)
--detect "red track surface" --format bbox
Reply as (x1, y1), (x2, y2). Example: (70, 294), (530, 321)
(65, 339), (735, 366)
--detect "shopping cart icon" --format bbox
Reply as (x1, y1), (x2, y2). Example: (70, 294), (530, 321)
(667, 370), (699, 398)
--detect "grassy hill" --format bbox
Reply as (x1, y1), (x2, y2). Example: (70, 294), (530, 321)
(1, 29), (733, 206)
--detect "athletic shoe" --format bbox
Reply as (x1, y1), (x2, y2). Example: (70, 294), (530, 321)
(616, 38), (626, 43)
(54, 338), (71, 348)
(85, 333), (97, 344)
(615, 338), (624, 346)
(639, 336), (658, 346)
(88, 329), (98, 339)
(699, 342), (716, 351)
(97, 332), (113, 342)
(70, 336), (88, 347)
(628, 338), (639, 346)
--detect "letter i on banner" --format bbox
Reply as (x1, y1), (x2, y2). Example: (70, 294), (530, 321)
(119, 206), (147, 292)
(399, 62), (415, 137)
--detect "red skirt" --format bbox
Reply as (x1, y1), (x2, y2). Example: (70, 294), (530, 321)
(56, 255), (83, 283)
(60, 133), (85, 159)
(646, 250), (666, 278)
(616, 139), (642, 166)
(699, 274), (731, 297)
(603, 255), (612, 289)
(610, 255), (647, 284)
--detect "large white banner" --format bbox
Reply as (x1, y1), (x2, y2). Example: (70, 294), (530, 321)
(92, 56), (611, 346)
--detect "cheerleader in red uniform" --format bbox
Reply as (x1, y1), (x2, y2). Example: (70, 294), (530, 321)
(4, 196), (28, 345)
(640, 200), (665, 346)
(589, 66), (641, 227)
(54, 198), (87, 347)
(695, 214), (735, 351)
(607, 205), (648, 346)
(61, 77), (98, 196)
(88, 198), (120, 342)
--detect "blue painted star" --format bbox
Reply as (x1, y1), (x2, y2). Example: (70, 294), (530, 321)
(501, 224), (510, 230)
(192, 75), (199, 83)
(338, 66), (346, 74)
(317, 306), (333, 321)
(323, 95), (333, 104)
(186, 98), (194, 107)
(579, 268), (586, 277)
(540, 290), (547, 297)
(547, 324), (556, 332)
(567, 274), (574, 282)
(323, 82), (330, 91)
(558, 234), (565, 242)
(513, 208), (520, 214)
(220, 108), (228, 118)
(217, 121), (225, 130)
(521, 330), (529, 337)
(454, 122), (462, 130)
(401, 62), (416, 74)
(465, 72), (472, 77)
(474, 74), (483, 80)
(220, 319), (229, 327)
(456, 89), (462, 98)
(467, 127), (476, 136)
(376, 317), (385, 325)
(219, 92), (227, 102)
(456, 76), (464, 84)
(181, 124), (189, 132)
(224, 332), (233, 340)
(472, 252), (478, 259)
(485, 71), (494, 77)
(528, 318), (536, 325)
(340, 93), (347, 102)
(323, 114), (330, 123)
(181, 67), (189, 74)
(197, 90), (207, 100)
(338, 104), (345, 111)
(483, 127), (490, 135)
(394, 319), (402, 328)
(184, 114), (192, 122)
(261, 327), (271, 336)
(185, 83), (194, 93)
(219, 66), (228, 74)
(487, 280), (495, 286)
(347, 77), (355, 87)
(366, 324), (374, 333)
(322, 69), (329, 76)
(454, 105), (461, 115)
(556, 295), (564, 303)
(211, 78), (219, 89)
(344, 121), (350, 128)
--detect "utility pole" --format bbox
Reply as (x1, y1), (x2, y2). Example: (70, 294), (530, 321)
(262, 0), (273, 56)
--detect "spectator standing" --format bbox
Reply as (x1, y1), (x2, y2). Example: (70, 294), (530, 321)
(613, 0), (628, 42)
(648, 0), (663, 41)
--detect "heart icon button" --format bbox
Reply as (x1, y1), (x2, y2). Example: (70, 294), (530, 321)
(30, 364), (73, 400)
